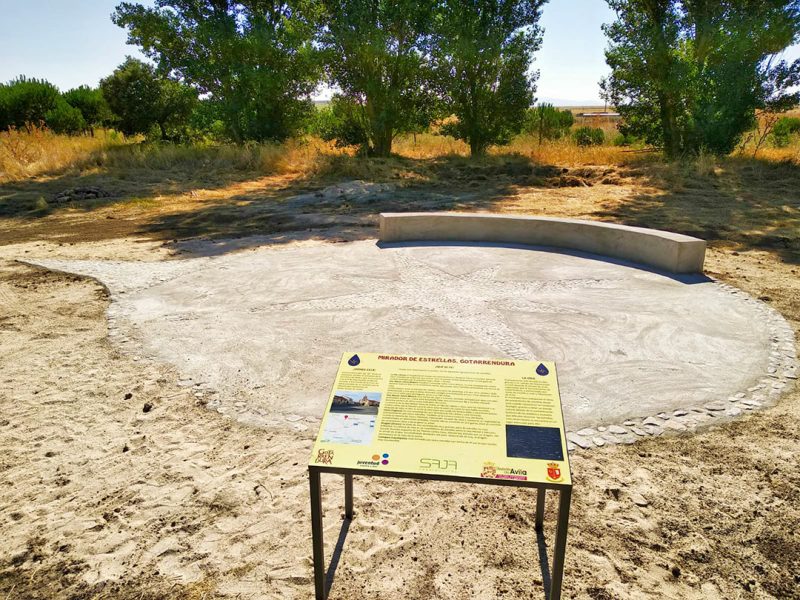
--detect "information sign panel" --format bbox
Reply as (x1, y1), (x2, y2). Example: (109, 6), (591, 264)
(310, 352), (571, 486)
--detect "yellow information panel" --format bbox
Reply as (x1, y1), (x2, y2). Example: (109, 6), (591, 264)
(310, 353), (571, 486)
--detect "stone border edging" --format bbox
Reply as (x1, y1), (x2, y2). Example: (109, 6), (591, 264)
(380, 212), (707, 274)
(564, 279), (797, 451)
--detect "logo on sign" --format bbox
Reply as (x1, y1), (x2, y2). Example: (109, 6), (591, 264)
(481, 461), (528, 481)
(358, 452), (390, 468)
(420, 458), (458, 471)
(536, 363), (549, 376)
(480, 462), (497, 478)
(348, 354), (361, 366)
(546, 462), (562, 482)
(315, 449), (334, 465)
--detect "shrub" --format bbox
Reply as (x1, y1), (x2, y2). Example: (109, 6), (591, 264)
(187, 99), (227, 142)
(770, 116), (800, 148)
(310, 95), (369, 150)
(573, 126), (605, 146)
(0, 77), (61, 130)
(612, 132), (638, 146)
(101, 58), (196, 141)
(62, 86), (112, 132)
(523, 104), (574, 142)
(45, 101), (86, 135)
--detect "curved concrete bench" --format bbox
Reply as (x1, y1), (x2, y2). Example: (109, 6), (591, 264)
(379, 212), (706, 274)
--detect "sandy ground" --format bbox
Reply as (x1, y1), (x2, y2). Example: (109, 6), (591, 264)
(1, 231), (798, 600)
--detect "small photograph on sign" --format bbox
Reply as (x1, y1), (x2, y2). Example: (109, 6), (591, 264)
(321, 414), (376, 445)
(330, 390), (382, 416)
(505, 425), (564, 461)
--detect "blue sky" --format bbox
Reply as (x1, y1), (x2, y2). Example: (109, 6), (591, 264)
(1, 0), (798, 105)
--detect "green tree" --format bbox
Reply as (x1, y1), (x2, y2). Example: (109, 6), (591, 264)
(432, 0), (546, 156)
(45, 101), (87, 134)
(319, 0), (437, 157)
(523, 103), (574, 143)
(63, 86), (113, 134)
(0, 77), (61, 131)
(113, 0), (321, 143)
(100, 58), (196, 140)
(310, 95), (370, 149)
(603, 0), (800, 157)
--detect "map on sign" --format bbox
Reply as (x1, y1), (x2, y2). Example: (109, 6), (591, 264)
(310, 353), (571, 486)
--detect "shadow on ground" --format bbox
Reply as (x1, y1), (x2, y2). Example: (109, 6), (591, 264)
(0, 150), (610, 248)
(0, 150), (562, 220)
(595, 157), (800, 264)
(4, 147), (799, 265)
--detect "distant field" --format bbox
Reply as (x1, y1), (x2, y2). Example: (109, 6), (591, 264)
(560, 105), (609, 114)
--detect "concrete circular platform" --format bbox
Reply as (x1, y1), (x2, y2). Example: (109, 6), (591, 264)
(30, 240), (796, 446)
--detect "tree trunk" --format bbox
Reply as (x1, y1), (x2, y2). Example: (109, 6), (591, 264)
(658, 92), (680, 158)
(364, 90), (393, 157)
(372, 135), (392, 157)
(158, 121), (168, 141)
(642, 0), (681, 157)
(370, 124), (393, 157)
(538, 113), (544, 145)
(469, 137), (485, 157)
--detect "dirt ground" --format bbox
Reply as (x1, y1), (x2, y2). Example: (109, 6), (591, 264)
(1, 163), (799, 599)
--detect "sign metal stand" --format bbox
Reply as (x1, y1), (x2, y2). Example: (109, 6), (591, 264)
(307, 352), (573, 599)
(309, 468), (572, 600)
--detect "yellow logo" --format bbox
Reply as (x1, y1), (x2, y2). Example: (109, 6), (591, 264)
(315, 449), (334, 465)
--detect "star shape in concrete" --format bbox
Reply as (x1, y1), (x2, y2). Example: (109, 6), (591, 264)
(257, 252), (613, 360)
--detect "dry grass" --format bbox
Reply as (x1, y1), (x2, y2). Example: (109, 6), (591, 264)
(392, 133), (469, 158)
(390, 132), (635, 166)
(0, 127), (128, 182)
(2, 123), (799, 254)
(100, 137), (342, 175)
(743, 145), (800, 163)
(504, 135), (633, 166)
(1, 126), (633, 189)
(7, 112), (800, 190)
(0, 128), (349, 184)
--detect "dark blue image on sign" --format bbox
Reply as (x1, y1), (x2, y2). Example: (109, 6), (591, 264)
(536, 363), (549, 376)
(348, 354), (360, 367)
(506, 425), (564, 461)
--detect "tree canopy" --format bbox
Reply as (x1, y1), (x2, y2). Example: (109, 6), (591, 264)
(523, 103), (574, 143)
(432, 0), (546, 156)
(319, 0), (438, 156)
(109, 0), (549, 152)
(603, 0), (800, 157)
(0, 77), (87, 134)
(0, 77), (62, 131)
(100, 57), (197, 140)
(63, 86), (113, 133)
(113, 0), (321, 143)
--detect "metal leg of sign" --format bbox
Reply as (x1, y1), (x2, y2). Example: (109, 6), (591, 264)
(344, 474), (354, 520)
(548, 486), (572, 600)
(535, 486), (546, 532)
(309, 469), (326, 600)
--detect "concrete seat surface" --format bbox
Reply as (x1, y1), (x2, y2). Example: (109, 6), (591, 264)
(379, 212), (706, 274)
